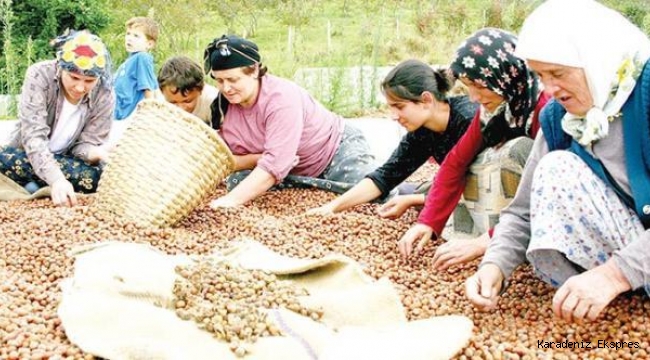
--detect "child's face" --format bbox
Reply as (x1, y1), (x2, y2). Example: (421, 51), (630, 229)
(125, 27), (153, 53)
(162, 86), (201, 114)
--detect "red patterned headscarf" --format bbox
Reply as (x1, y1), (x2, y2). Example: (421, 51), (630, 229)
(450, 28), (540, 147)
(51, 30), (113, 88)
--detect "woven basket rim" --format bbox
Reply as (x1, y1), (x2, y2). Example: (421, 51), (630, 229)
(133, 99), (235, 167)
(96, 99), (235, 227)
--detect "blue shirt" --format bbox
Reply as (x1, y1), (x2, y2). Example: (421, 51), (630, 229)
(113, 52), (158, 120)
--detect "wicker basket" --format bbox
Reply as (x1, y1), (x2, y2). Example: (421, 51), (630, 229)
(95, 100), (234, 227)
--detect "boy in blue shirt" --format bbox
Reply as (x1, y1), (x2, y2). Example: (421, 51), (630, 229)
(113, 16), (159, 120)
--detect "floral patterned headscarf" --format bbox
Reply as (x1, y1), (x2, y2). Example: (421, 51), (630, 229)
(450, 28), (540, 147)
(515, 0), (650, 147)
(51, 30), (113, 88)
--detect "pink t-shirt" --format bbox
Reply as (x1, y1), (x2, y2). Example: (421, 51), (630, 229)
(220, 75), (344, 182)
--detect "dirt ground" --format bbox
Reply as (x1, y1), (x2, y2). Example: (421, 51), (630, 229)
(1, 164), (649, 359)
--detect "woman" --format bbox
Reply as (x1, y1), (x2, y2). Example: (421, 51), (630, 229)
(398, 28), (551, 270)
(0, 30), (114, 207)
(205, 34), (376, 208)
(466, 0), (650, 323)
(309, 59), (476, 216)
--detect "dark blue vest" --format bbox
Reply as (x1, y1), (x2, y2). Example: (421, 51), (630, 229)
(540, 60), (650, 229)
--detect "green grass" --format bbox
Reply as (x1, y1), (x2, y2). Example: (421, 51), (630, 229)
(111, 1), (504, 116)
(4, 0), (650, 117)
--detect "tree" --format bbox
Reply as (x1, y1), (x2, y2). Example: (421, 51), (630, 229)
(0, 0), (110, 94)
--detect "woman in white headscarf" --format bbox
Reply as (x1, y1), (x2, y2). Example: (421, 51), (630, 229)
(465, 0), (650, 323)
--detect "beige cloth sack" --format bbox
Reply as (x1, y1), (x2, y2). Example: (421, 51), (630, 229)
(460, 137), (533, 234)
(58, 240), (473, 360)
(0, 172), (51, 201)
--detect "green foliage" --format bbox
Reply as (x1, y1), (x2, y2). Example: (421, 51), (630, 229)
(1, 0), (19, 115)
(101, 0), (210, 71)
(5, 0), (110, 59)
(274, 0), (319, 28)
(207, 0), (278, 37)
(4, 0), (650, 117)
(0, 0), (110, 97)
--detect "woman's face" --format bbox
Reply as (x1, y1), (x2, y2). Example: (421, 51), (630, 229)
(211, 66), (259, 107)
(385, 92), (435, 132)
(459, 77), (505, 113)
(161, 86), (201, 114)
(527, 59), (593, 116)
(60, 70), (99, 104)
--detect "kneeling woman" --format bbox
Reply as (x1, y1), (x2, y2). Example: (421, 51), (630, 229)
(205, 35), (376, 208)
(0, 30), (114, 207)
(467, 0), (650, 323)
(398, 28), (551, 269)
(309, 59), (476, 216)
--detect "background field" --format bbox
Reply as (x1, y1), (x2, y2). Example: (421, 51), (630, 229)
(2, 0), (650, 117)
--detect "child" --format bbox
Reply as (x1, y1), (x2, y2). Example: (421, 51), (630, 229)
(114, 16), (159, 121)
(158, 55), (219, 124)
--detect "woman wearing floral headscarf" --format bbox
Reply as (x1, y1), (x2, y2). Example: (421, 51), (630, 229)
(0, 30), (114, 207)
(397, 28), (551, 269)
(466, 0), (650, 323)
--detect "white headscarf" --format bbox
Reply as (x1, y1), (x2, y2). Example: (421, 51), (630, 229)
(515, 0), (650, 146)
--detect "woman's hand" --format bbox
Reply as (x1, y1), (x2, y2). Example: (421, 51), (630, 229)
(51, 178), (77, 207)
(378, 194), (422, 219)
(552, 259), (631, 323)
(209, 195), (243, 209)
(86, 145), (112, 165)
(465, 263), (504, 311)
(432, 232), (490, 271)
(306, 203), (337, 215)
(397, 223), (433, 258)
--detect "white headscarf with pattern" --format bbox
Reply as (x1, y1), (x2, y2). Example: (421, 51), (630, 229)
(515, 0), (650, 146)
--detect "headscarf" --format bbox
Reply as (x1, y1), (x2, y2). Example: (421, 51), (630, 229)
(515, 0), (650, 146)
(51, 30), (112, 88)
(204, 34), (261, 73)
(450, 28), (540, 147)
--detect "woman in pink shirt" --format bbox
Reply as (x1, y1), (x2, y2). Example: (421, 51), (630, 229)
(204, 35), (376, 207)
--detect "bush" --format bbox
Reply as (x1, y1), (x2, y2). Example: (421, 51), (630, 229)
(0, 0), (111, 95)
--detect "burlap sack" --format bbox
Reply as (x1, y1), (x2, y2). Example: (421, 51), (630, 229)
(58, 240), (473, 360)
(0, 172), (51, 201)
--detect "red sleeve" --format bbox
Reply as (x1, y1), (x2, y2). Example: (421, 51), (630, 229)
(528, 91), (551, 139)
(417, 110), (484, 236)
(440, 92), (551, 239)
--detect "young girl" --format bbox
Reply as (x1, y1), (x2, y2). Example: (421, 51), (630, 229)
(309, 59), (476, 215)
(0, 30), (114, 207)
(398, 28), (551, 270)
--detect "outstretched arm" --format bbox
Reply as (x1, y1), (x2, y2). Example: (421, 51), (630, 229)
(308, 178), (382, 214)
(210, 167), (276, 207)
(233, 154), (262, 171)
